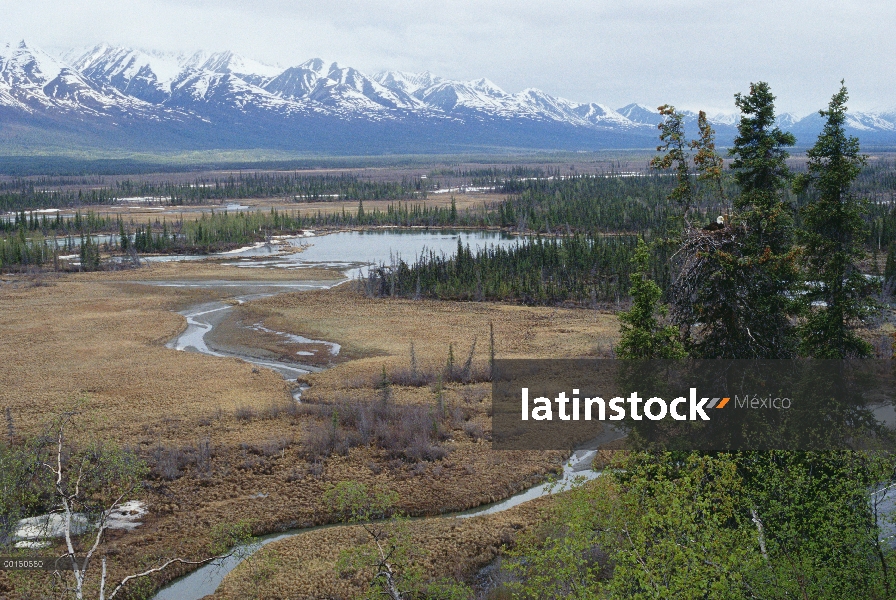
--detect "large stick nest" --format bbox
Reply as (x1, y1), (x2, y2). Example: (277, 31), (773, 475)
(670, 220), (749, 329)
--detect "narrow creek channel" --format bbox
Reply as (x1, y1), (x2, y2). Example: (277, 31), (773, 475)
(158, 280), (341, 396)
(153, 451), (601, 600)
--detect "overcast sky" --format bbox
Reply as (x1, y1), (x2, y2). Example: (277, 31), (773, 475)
(5, 0), (894, 116)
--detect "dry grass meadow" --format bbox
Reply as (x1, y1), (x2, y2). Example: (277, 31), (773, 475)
(0, 260), (620, 597)
(34, 192), (496, 227)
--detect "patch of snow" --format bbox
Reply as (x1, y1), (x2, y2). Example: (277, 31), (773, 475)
(431, 185), (494, 194)
(104, 500), (148, 530)
(218, 241), (272, 255)
(14, 500), (148, 548)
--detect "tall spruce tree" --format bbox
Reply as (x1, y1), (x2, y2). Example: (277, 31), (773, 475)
(794, 83), (875, 358)
(690, 111), (727, 207)
(726, 82), (799, 358)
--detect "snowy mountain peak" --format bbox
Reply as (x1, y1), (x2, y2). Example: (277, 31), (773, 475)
(1, 41), (66, 86)
(70, 43), (113, 68)
(326, 62), (353, 82)
(468, 77), (506, 96)
(78, 45), (182, 81)
(575, 103), (613, 118)
(264, 60), (329, 100)
(68, 44), (183, 103)
(616, 103), (663, 125)
(775, 112), (800, 129)
(615, 103), (747, 129)
(707, 111), (738, 126)
(514, 87), (555, 104)
(373, 70), (442, 95)
(299, 58), (326, 74)
(0, 40), (161, 117)
(303, 62), (424, 111)
(198, 51), (283, 86)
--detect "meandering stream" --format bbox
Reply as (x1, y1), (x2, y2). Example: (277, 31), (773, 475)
(152, 450), (602, 600)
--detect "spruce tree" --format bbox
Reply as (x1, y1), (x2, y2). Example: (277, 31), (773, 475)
(794, 83), (875, 358)
(119, 220), (129, 252)
(690, 111), (727, 206)
(616, 239), (685, 359)
(650, 105), (693, 214)
(730, 83), (796, 263)
(726, 82), (799, 358)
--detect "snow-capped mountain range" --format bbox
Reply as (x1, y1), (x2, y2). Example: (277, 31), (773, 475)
(2, 40), (895, 154)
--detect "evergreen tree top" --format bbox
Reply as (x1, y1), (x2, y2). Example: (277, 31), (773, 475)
(730, 82), (796, 203)
(795, 82), (865, 198)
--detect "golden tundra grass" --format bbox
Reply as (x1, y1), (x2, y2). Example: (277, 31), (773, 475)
(0, 265), (343, 441)
(245, 283), (619, 368)
(0, 266), (619, 596)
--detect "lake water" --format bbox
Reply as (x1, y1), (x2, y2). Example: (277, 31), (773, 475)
(222, 229), (524, 271)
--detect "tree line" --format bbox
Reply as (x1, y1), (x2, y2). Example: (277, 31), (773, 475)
(0, 172), (430, 211)
(115, 173), (430, 205)
(361, 235), (639, 305)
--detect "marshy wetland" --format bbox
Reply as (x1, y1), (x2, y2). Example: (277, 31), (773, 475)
(0, 227), (620, 598)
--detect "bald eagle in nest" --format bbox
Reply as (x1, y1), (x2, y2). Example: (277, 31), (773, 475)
(702, 215), (727, 232)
